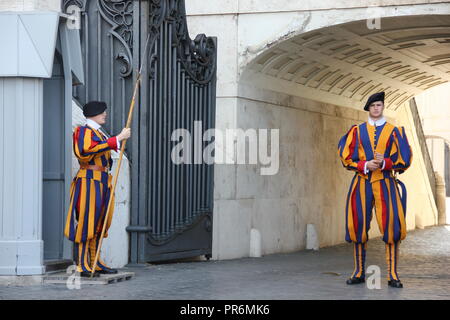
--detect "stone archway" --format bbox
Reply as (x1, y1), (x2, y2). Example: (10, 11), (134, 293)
(240, 15), (450, 112)
(184, 2), (450, 260)
(233, 14), (450, 254)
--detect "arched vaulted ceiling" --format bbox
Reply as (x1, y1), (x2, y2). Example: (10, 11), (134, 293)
(243, 15), (450, 111)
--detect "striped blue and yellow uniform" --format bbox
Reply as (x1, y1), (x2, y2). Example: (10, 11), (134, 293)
(338, 120), (412, 281)
(64, 125), (118, 273)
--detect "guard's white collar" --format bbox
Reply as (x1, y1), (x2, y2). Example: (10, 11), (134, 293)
(368, 116), (386, 127)
(86, 118), (101, 130)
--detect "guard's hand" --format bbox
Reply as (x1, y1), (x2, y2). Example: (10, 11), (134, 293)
(375, 152), (384, 164)
(117, 127), (131, 141)
(367, 160), (381, 171)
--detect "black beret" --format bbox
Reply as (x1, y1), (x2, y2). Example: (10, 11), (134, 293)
(364, 91), (385, 111)
(83, 101), (107, 117)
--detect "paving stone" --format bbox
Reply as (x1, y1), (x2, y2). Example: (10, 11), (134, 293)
(0, 226), (449, 300)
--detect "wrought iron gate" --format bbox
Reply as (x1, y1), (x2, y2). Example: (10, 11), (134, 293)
(63, 0), (217, 263)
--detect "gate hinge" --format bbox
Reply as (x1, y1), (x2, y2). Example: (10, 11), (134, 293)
(126, 225), (152, 233)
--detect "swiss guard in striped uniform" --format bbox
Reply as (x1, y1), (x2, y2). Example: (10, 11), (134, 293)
(64, 101), (131, 277)
(337, 92), (412, 288)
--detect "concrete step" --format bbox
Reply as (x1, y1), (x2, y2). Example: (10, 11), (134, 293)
(44, 259), (73, 274)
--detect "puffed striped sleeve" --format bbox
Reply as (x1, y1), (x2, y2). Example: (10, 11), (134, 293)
(383, 126), (412, 173)
(73, 126), (118, 162)
(338, 125), (366, 173)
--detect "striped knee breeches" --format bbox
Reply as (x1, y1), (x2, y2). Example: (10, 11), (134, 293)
(345, 175), (407, 244)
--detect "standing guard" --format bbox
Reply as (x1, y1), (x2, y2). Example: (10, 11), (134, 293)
(337, 92), (413, 288)
(64, 101), (131, 277)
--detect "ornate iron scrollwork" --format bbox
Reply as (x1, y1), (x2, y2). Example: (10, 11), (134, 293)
(63, 0), (134, 79)
(63, 0), (86, 10)
(145, 0), (217, 84)
(147, 0), (167, 79)
(172, 0), (216, 84)
(99, 0), (133, 49)
(98, 0), (134, 78)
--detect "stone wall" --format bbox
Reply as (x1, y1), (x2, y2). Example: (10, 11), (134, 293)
(212, 84), (438, 259)
(415, 82), (450, 223)
(186, 1), (442, 260)
(415, 82), (450, 177)
(0, 0), (60, 12)
(395, 102), (439, 229)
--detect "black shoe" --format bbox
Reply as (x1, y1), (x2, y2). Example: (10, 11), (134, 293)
(79, 271), (99, 278)
(95, 268), (118, 275)
(346, 277), (365, 285)
(388, 280), (403, 288)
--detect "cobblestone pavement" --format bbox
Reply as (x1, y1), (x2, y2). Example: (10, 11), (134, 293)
(1, 226), (449, 300)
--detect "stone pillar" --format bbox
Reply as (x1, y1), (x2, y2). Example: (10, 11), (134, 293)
(435, 172), (447, 225)
(0, 78), (44, 275)
(0, 2), (60, 275)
